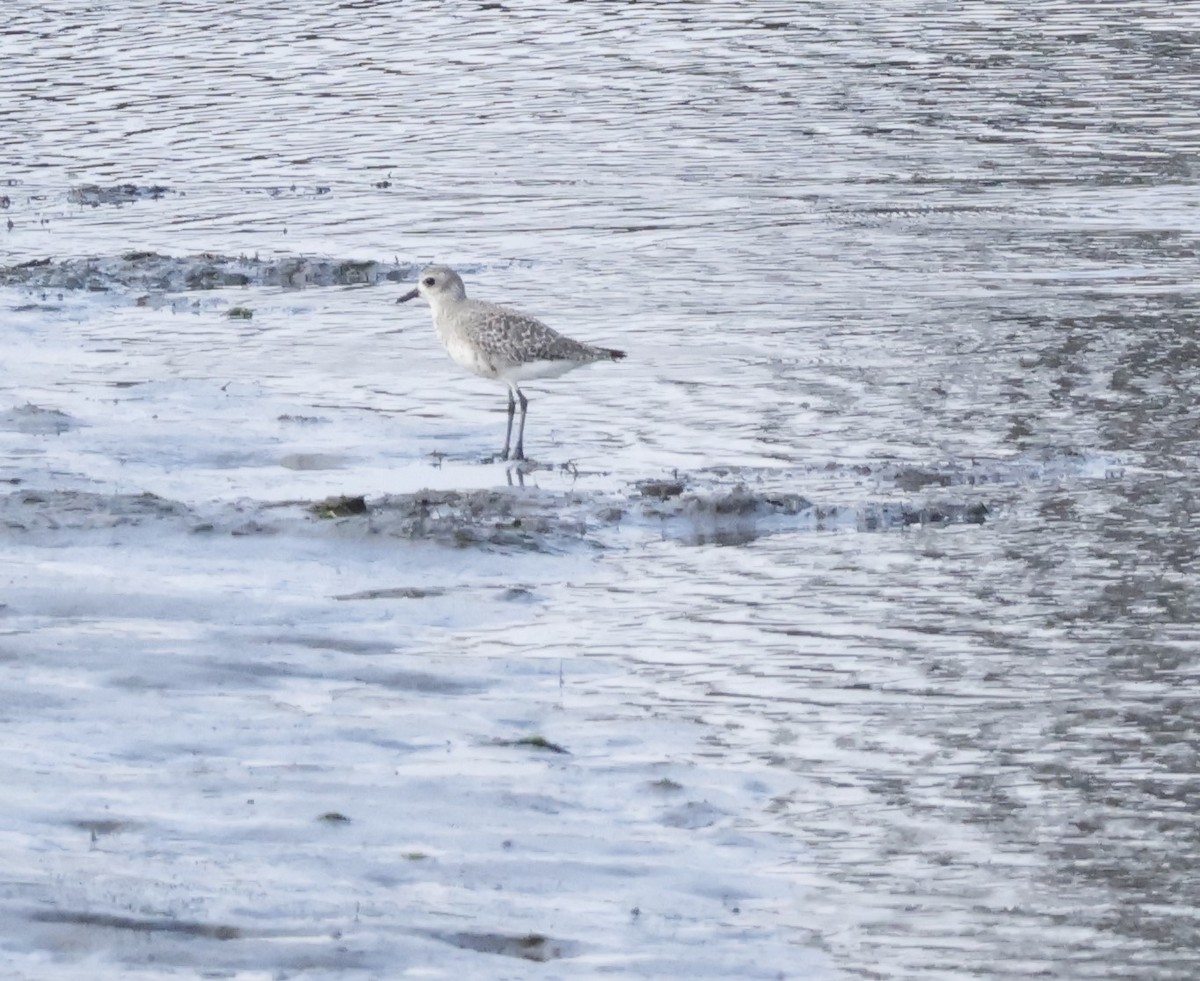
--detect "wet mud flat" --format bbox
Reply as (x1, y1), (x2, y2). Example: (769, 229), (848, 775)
(0, 475), (995, 550)
(1, 249), (417, 294)
(0, 249), (1039, 560)
(1, 487), (825, 978)
(350, 479), (989, 547)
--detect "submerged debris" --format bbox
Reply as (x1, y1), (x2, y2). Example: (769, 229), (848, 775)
(636, 478), (686, 500)
(495, 735), (570, 754)
(311, 494), (368, 519)
(68, 183), (171, 207)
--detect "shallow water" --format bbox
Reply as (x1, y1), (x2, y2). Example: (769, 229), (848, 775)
(3, 1), (1199, 978)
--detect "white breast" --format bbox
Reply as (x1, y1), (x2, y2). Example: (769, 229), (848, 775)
(441, 331), (496, 379)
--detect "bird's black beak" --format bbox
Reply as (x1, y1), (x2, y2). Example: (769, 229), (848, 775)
(397, 287), (419, 304)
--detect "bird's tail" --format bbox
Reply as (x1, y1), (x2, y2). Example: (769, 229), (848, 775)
(603, 347), (627, 361)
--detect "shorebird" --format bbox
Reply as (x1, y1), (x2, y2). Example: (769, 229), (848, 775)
(397, 265), (626, 461)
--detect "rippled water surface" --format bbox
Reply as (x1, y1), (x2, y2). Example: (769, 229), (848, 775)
(3, 2), (1200, 978)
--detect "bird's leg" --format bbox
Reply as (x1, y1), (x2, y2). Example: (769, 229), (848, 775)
(514, 389), (529, 461)
(501, 388), (516, 461)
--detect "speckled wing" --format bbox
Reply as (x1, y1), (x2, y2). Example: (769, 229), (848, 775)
(459, 300), (616, 366)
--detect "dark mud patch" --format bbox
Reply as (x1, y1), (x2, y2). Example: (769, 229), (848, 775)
(366, 488), (593, 548)
(68, 184), (172, 207)
(358, 485), (816, 547)
(29, 909), (241, 940)
(0, 490), (193, 533)
(494, 735), (570, 754)
(0, 252), (415, 293)
(281, 454), (350, 473)
(360, 669), (485, 695)
(639, 486), (810, 519)
(815, 454), (1101, 489)
(312, 493), (368, 517)
(825, 201), (1013, 227)
(659, 800), (728, 830)
(635, 478), (686, 500)
(354, 483), (992, 547)
(0, 404), (78, 435)
(265, 634), (402, 656)
(0, 478), (994, 546)
(68, 818), (141, 838)
(425, 930), (577, 962)
(10, 302), (64, 313)
(334, 586), (445, 600)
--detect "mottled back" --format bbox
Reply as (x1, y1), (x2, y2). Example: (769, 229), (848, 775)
(409, 265), (624, 371)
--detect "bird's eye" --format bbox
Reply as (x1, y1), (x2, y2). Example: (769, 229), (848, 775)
(422, 277), (435, 287)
